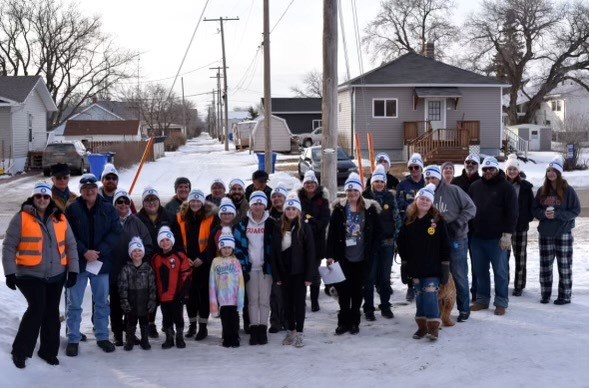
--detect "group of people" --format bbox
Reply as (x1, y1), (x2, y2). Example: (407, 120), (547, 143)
(2, 149), (581, 368)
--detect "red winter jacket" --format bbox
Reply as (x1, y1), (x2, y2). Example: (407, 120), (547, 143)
(151, 250), (192, 303)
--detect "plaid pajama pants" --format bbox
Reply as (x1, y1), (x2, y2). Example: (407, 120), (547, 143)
(539, 233), (573, 301)
(508, 231), (528, 290)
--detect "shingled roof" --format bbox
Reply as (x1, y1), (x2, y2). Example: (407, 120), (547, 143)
(340, 52), (508, 88)
(63, 120), (140, 136)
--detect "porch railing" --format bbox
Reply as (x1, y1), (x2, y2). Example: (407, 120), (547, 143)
(504, 127), (529, 158)
(408, 128), (470, 159)
(403, 121), (432, 144)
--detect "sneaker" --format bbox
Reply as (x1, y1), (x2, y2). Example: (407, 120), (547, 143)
(282, 330), (296, 346)
(494, 307), (506, 316)
(148, 323), (159, 339)
(66, 343), (78, 357)
(470, 303), (489, 311)
(457, 312), (470, 322)
(554, 299), (571, 305)
(349, 325), (360, 335)
(293, 333), (304, 348)
(381, 308), (394, 319)
(12, 354), (26, 369)
(364, 312), (376, 321)
(97, 340), (116, 353)
(38, 352), (59, 365)
(405, 288), (415, 302)
(512, 288), (523, 297)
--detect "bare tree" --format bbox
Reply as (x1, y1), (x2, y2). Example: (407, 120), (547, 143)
(362, 0), (458, 62)
(0, 0), (136, 128)
(464, 0), (589, 125)
(290, 69), (323, 98)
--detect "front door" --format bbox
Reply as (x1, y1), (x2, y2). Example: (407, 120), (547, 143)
(425, 99), (446, 130)
(529, 129), (540, 151)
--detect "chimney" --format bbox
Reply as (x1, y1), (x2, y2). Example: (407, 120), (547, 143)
(91, 96), (98, 104)
(422, 42), (435, 59)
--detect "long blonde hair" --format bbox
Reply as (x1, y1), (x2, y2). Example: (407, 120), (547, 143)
(281, 213), (303, 238)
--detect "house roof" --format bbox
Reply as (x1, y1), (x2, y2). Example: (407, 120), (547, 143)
(340, 52), (508, 88)
(63, 120), (140, 136)
(263, 97), (322, 113)
(94, 100), (140, 120)
(0, 75), (57, 111)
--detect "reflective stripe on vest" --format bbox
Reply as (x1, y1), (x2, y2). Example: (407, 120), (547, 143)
(16, 212), (68, 267)
(177, 213), (214, 254)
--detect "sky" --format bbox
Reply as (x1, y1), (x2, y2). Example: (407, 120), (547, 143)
(70, 0), (482, 116)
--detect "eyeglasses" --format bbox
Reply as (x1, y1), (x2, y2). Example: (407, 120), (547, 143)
(116, 198), (130, 205)
(408, 166), (421, 171)
(103, 175), (118, 181)
(34, 194), (51, 200)
(465, 161), (478, 166)
(482, 167), (496, 172)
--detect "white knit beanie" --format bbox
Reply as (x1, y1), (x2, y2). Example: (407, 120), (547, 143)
(157, 226), (175, 246)
(344, 172), (363, 192)
(370, 165), (387, 184)
(504, 154), (520, 171)
(407, 153), (424, 169)
(416, 183), (436, 202)
(128, 236), (145, 256)
(284, 193), (302, 212)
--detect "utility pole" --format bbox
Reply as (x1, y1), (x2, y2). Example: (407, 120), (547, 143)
(211, 89), (216, 137)
(322, 0), (338, 202)
(210, 67), (223, 142)
(263, 0), (272, 173)
(204, 16), (239, 151)
(181, 77), (187, 138)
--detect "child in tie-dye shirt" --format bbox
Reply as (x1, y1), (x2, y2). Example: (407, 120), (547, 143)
(209, 228), (244, 348)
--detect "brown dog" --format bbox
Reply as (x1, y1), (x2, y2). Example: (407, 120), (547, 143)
(439, 274), (456, 327)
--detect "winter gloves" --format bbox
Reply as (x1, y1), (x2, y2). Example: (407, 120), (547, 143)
(401, 262), (409, 285)
(65, 272), (78, 288)
(441, 261), (450, 285)
(446, 220), (463, 239)
(499, 233), (512, 250)
(5, 274), (16, 290)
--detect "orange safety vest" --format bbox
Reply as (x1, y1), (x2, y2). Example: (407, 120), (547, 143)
(16, 212), (68, 267)
(177, 213), (214, 254)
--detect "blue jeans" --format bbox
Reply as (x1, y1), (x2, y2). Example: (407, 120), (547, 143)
(449, 238), (470, 313)
(414, 277), (440, 319)
(66, 271), (110, 343)
(470, 237), (509, 308)
(363, 242), (394, 312)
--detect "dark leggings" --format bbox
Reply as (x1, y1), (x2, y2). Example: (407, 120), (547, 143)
(282, 274), (307, 332)
(161, 299), (184, 331)
(220, 306), (239, 344)
(186, 270), (210, 322)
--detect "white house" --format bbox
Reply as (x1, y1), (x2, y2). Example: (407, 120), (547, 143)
(534, 82), (589, 131)
(0, 76), (57, 174)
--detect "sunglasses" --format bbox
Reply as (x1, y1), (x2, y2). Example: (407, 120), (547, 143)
(408, 166), (421, 171)
(103, 176), (118, 181)
(116, 198), (130, 205)
(465, 161), (478, 166)
(34, 194), (51, 200)
(80, 177), (97, 185)
(482, 167), (496, 172)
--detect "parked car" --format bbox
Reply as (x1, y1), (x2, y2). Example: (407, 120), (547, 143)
(298, 146), (358, 185)
(42, 141), (89, 176)
(297, 127), (323, 147)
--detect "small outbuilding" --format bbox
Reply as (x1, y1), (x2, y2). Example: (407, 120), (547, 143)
(251, 115), (293, 153)
(507, 124), (552, 151)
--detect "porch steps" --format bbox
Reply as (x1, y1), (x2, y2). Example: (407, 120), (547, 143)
(25, 151), (43, 171)
(424, 147), (469, 164)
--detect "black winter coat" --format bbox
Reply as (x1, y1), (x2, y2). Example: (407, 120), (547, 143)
(468, 170), (518, 239)
(137, 207), (183, 254)
(118, 261), (157, 316)
(112, 214), (153, 283)
(298, 187), (330, 263)
(509, 178), (535, 232)
(452, 169), (481, 194)
(362, 188), (402, 241)
(273, 222), (316, 283)
(325, 198), (381, 270)
(397, 215), (450, 279)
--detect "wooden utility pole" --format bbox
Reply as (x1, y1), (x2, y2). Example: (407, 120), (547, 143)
(263, 0), (272, 173)
(322, 0), (338, 201)
(210, 67), (223, 141)
(211, 89), (216, 137)
(204, 17), (239, 151)
(181, 77), (187, 137)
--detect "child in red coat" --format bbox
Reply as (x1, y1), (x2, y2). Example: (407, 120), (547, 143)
(151, 226), (192, 349)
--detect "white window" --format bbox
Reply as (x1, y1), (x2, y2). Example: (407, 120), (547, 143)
(312, 119), (322, 130)
(556, 100), (562, 112)
(372, 99), (398, 118)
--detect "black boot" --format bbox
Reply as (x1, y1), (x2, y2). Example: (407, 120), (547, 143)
(139, 325), (151, 350)
(258, 325), (268, 345)
(185, 322), (196, 338)
(195, 323), (208, 341)
(114, 331), (124, 347)
(148, 323), (159, 339)
(124, 330), (134, 351)
(310, 284), (320, 312)
(249, 325), (259, 345)
(161, 328), (175, 349)
(12, 354), (26, 369)
(176, 328), (186, 348)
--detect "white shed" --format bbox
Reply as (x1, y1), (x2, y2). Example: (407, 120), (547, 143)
(234, 120), (257, 149)
(251, 115), (292, 153)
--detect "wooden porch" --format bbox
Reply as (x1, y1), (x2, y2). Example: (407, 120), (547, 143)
(404, 120), (480, 163)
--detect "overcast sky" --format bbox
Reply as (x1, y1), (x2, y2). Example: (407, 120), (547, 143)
(72, 0), (481, 115)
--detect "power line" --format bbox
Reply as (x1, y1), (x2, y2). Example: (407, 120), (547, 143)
(119, 61), (220, 86)
(270, 0), (296, 34)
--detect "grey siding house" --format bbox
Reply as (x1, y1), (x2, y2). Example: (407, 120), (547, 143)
(337, 52), (509, 162)
(267, 97), (322, 135)
(0, 76), (57, 174)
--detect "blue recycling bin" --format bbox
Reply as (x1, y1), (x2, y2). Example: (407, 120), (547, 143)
(88, 153), (109, 178)
(256, 152), (277, 173)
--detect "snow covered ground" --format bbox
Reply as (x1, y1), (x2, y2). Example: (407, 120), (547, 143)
(1, 134), (588, 386)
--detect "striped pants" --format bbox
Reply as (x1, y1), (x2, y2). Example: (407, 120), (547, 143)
(539, 233), (573, 302)
(508, 231), (528, 290)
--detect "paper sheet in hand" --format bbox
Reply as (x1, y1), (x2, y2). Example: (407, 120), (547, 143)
(318, 262), (346, 284)
(86, 260), (103, 275)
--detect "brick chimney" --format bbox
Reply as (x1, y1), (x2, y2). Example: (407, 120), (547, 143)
(422, 42), (435, 59)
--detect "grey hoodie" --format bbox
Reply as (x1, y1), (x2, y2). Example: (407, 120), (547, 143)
(432, 180), (477, 240)
(2, 205), (79, 279)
